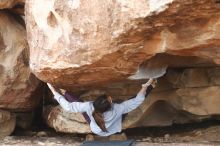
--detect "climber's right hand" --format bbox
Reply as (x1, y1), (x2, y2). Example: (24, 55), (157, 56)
(151, 79), (157, 88)
(142, 78), (157, 88)
(142, 78), (153, 88)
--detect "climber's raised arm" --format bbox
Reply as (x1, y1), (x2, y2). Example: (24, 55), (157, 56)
(117, 79), (156, 114)
(47, 83), (90, 113)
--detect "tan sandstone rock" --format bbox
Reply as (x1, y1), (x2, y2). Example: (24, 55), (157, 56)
(0, 11), (40, 111)
(26, 0), (220, 133)
(43, 106), (90, 133)
(0, 110), (16, 137)
(26, 0), (220, 89)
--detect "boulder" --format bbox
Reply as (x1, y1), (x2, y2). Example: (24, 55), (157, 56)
(25, 0), (220, 133)
(26, 0), (220, 89)
(0, 11), (40, 111)
(43, 106), (90, 133)
(0, 110), (16, 137)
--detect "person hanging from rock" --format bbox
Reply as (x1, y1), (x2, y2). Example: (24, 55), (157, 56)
(47, 78), (157, 137)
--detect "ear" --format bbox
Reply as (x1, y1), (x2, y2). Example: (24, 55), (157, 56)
(108, 96), (112, 103)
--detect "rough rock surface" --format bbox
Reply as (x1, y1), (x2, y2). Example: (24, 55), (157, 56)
(0, 11), (40, 111)
(0, 110), (16, 137)
(44, 67), (220, 133)
(26, 0), (220, 89)
(43, 106), (90, 133)
(26, 0), (220, 134)
(0, 0), (24, 9)
(16, 112), (34, 129)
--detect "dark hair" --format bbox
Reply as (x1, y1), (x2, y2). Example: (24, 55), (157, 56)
(92, 94), (111, 132)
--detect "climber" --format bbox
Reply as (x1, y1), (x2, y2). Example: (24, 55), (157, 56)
(47, 78), (157, 137)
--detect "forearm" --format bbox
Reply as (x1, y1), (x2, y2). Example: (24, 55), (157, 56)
(145, 85), (153, 97)
(53, 92), (72, 112)
(53, 90), (89, 113)
(137, 85), (153, 97)
(47, 83), (73, 111)
(119, 79), (155, 114)
(120, 85), (153, 113)
(138, 87), (147, 96)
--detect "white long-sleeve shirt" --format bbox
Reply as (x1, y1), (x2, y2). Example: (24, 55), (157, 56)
(53, 88), (149, 136)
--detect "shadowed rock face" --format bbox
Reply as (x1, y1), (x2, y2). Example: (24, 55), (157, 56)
(0, 11), (40, 111)
(26, 0), (220, 90)
(0, 110), (16, 137)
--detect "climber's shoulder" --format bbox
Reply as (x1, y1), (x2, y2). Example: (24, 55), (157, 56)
(86, 101), (95, 110)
